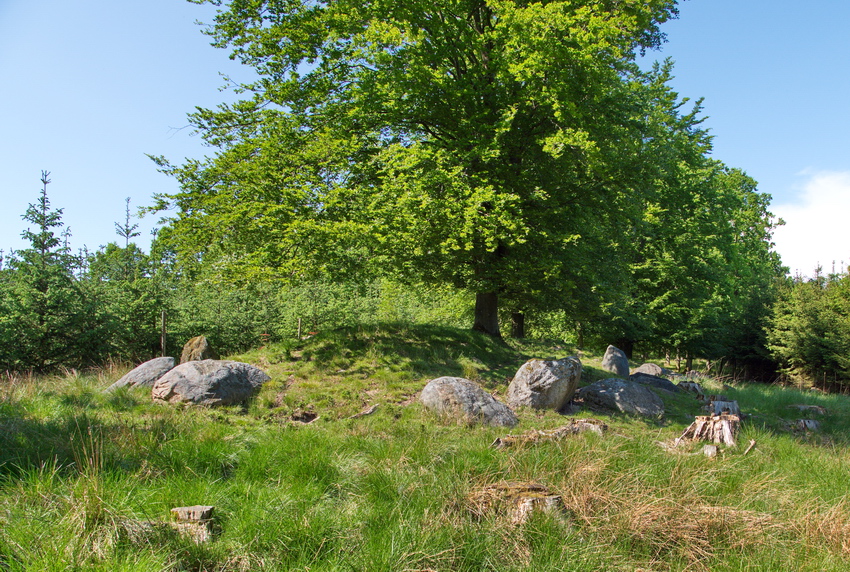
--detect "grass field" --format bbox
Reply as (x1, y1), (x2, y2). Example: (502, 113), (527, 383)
(2, 325), (850, 571)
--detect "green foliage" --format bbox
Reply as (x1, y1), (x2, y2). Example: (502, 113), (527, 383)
(151, 0), (716, 337)
(0, 173), (107, 371)
(767, 268), (850, 388)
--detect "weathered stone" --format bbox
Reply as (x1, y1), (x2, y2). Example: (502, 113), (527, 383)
(420, 376), (518, 427)
(105, 357), (175, 392)
(601, 345), (629, 378)
(631, 362), (671, 377)
(180, 335), (217, 364)
(152, 360), (270, 406)
(506, 357), (582, 411)
(629, 372), (684, 394)
(577, 378), (664, 417)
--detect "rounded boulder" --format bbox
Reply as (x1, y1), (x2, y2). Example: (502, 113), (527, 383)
(577, 378), (664, 417)
(420, 376), (518, 427)
(152, 359), (270, 406)
(506, 357), (582, 411)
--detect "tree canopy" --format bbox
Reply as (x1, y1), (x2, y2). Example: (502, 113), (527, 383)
(152, 0), (780, 343)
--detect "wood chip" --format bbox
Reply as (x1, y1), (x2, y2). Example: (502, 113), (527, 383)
(348, 404), (379, 419)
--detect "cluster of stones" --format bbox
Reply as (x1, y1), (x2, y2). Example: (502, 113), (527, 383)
(419, 355), (583, 427)
(420, 344), (684, 427)
(105, 335), (270, 406)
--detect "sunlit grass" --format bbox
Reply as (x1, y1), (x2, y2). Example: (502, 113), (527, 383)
(2, 325), (850, 570)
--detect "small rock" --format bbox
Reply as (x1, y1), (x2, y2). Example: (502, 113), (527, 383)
(629, 372), (683, 394)
(631, 363), (671, 377)
(796, 419), (821, 432)
(703, 444), (719, 458)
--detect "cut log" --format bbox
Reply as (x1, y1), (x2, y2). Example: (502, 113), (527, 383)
(675, 413), (741, 447)
(788, 404), (827, 415)
(348, 404), (379, 419)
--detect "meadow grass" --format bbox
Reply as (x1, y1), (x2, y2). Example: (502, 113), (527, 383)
(2, 325), (850, 570)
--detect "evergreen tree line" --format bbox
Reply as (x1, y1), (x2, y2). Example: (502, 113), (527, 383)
(0, 174), (477, 371)
(768, 267), (850, 391)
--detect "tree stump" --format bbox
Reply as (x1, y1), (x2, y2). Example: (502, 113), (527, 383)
(468, 482), (564, 525)
(675, 413), (741, 447)
(678, 381), (706, 400)
(171, 505), (215, 543)
(708, 399), (740, 416)
(795, 419), (820, 432)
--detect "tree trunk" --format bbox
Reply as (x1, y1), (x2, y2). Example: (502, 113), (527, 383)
(510, 312), (525, 339)
(473, 292), (501, 337)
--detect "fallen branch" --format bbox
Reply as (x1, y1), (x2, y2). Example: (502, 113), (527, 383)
(491, 419), (607, 449)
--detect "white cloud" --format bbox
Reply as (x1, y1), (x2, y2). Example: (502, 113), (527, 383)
(771, 170), (850, 278)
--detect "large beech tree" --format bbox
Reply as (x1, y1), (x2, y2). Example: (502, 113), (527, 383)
(154, 0), (692, 336)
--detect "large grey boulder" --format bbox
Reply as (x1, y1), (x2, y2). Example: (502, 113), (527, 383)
(506, 357), (582, 411)
(577, 378), (664, 417)
(180, 335), (218, 364)
(152, 360), (270, 406)
(629, 372), (684, 394)
(601, 345), (629, 378)
(631, 363), (671, 377)
(106, 357), (176, 392)
(421, 377), (518, 427)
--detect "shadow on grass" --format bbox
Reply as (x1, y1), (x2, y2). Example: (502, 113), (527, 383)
(0, 402), (234, 484)
(300, 323), (521, 382)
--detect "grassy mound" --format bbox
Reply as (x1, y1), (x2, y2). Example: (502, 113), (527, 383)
(2, 325), (850, 571)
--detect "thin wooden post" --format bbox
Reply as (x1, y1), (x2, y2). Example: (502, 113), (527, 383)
(161, 310), (167, 357)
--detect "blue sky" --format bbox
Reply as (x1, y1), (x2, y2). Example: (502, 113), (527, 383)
(1, 0), (848, 277)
